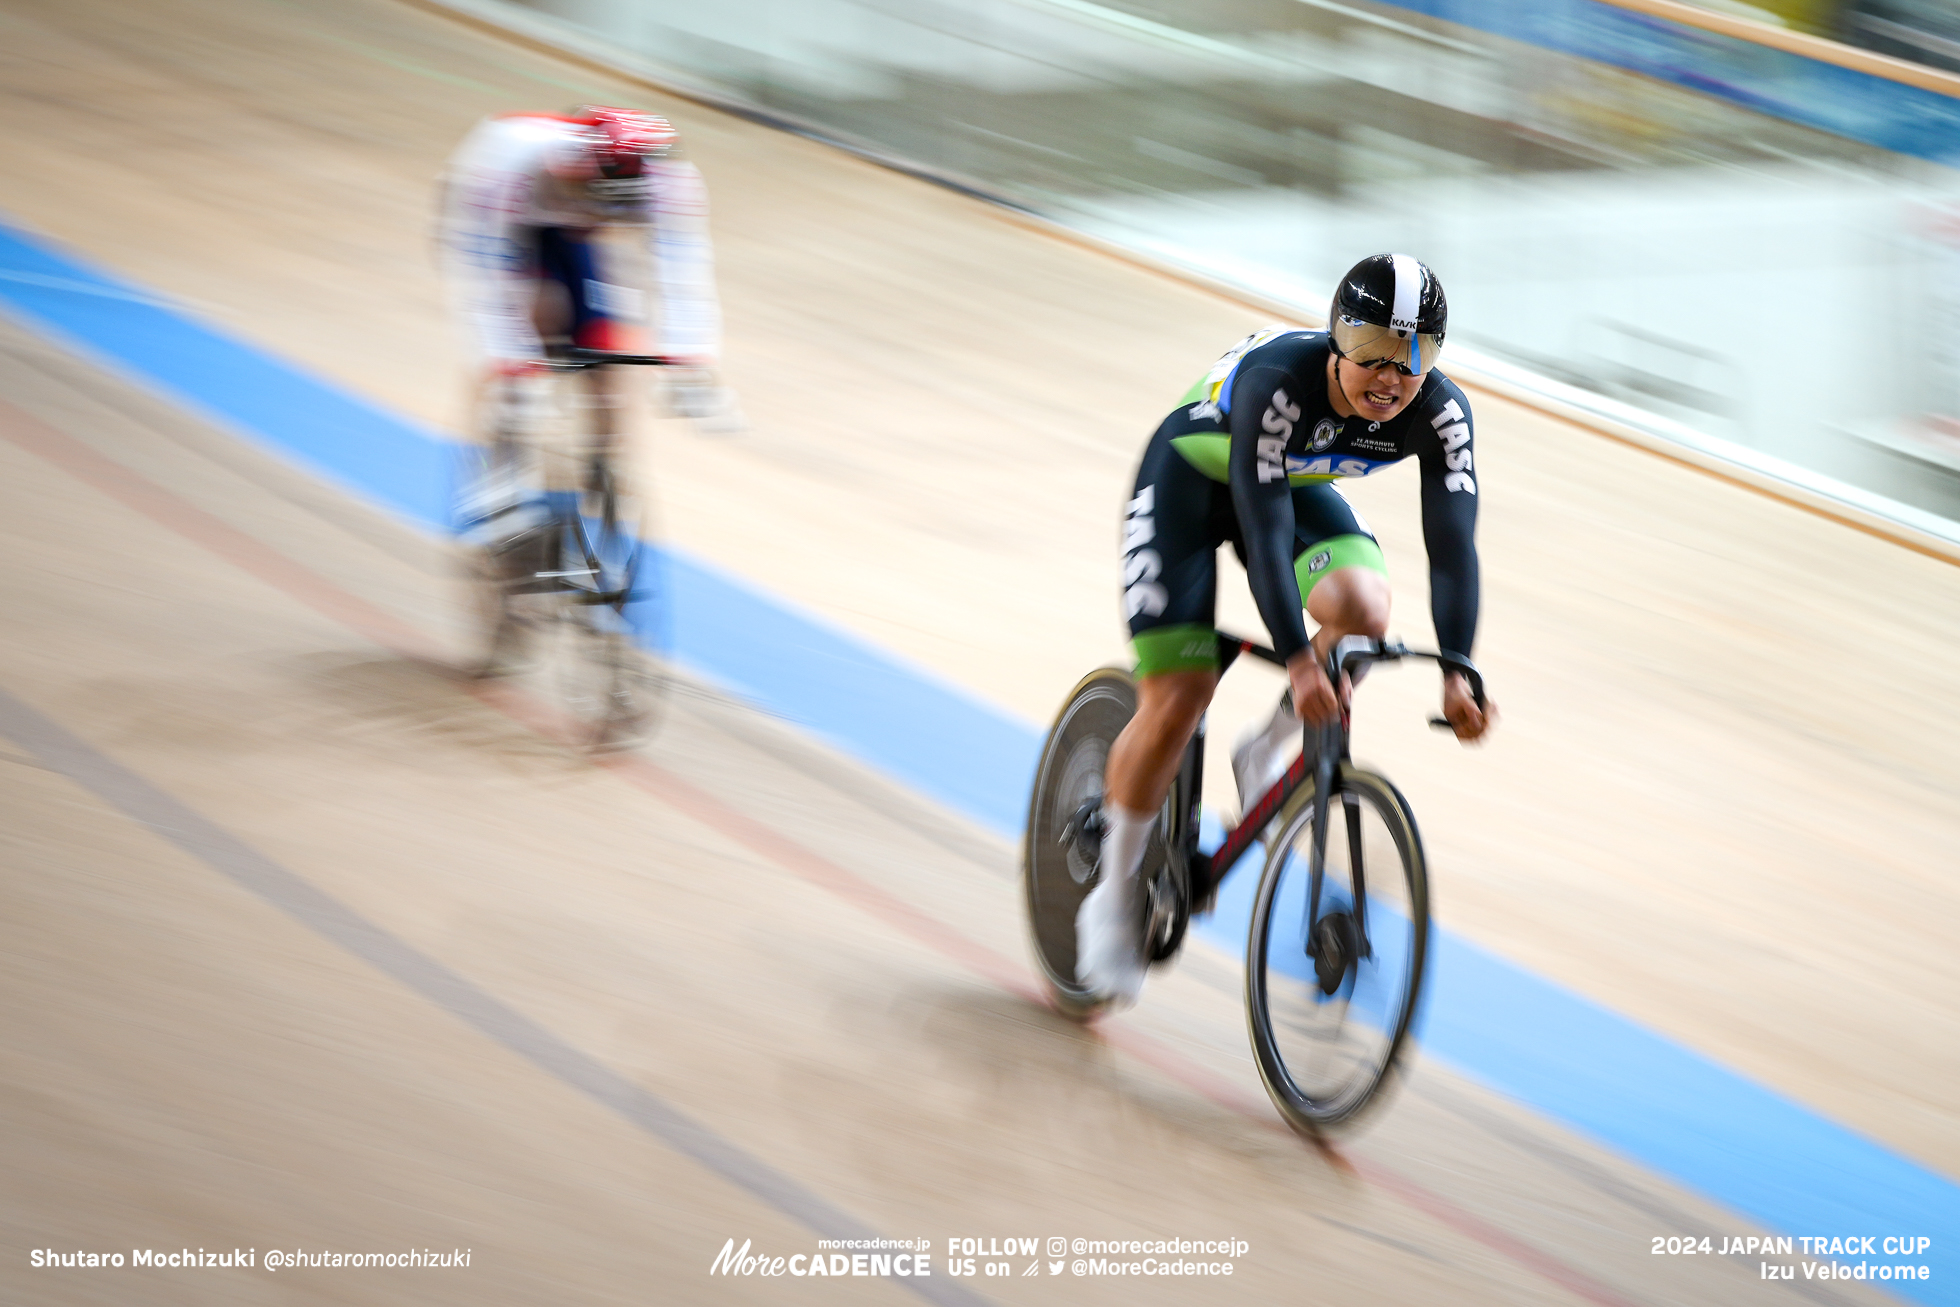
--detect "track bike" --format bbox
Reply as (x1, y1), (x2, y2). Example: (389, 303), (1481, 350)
(457, 347), (677, 746)
(1022, 633), (1485, 1133)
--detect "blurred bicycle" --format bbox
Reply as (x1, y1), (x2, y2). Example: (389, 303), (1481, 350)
(456, 347), (676, 747)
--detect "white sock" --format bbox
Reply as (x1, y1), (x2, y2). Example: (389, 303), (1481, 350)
(1076, 803), (1155, 1001)
(1233, 697), (1300, 789)
(1099, 804), (1154, 889)
(1251, 697), (1300, 760)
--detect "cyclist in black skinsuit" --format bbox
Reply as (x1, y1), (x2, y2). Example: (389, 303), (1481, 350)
(1080, 253), (1496, 1004)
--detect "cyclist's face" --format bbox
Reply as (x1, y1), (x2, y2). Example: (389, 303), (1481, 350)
(1331, 355), (1423, 422)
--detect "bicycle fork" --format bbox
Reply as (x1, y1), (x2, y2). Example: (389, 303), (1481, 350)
(1303, 713), (1371, 995)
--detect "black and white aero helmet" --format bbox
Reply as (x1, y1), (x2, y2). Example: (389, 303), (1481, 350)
(1328, 253), (1447, 376)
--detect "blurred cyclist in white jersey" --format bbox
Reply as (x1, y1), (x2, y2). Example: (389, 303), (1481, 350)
(438, 105), (735, 502)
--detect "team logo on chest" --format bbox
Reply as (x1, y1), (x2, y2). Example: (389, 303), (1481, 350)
(1310, 418), (1339, 453)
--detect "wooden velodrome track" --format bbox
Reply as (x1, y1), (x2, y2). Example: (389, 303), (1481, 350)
(0, 0), (1953, 1303)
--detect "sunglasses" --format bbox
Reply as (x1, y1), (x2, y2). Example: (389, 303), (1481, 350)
(1330, 315), (1442, 376)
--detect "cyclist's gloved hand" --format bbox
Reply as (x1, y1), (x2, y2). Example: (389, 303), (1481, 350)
(1287, 649), (1341, 727)
(666, 367), (745, 433)
(1443, 670), (1495, 742)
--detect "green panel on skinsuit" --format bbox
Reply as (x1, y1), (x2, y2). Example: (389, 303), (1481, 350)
(1295, 534), (1387, 599)
(1169, 433), (1232, 483)
(1132, 623), (1218, 676)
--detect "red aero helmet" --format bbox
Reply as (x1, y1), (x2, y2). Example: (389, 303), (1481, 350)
(579, 105), (678, 178)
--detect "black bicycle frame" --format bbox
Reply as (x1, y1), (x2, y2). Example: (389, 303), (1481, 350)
(553, 347), (686, 371)
(1184, 634), (1485, 910)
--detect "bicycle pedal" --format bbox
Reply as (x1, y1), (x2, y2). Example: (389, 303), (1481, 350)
(1058, 797), (1105, 888)
(1059, 797), (1105, 853)
(1143, 866), (1188, 963)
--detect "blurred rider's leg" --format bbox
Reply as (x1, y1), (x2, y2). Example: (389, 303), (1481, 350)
(535, 229), (629, 492)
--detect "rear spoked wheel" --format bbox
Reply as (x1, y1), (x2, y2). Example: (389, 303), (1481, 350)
(532, 605), (632, 746)
(454, 367), (673, 748)
(551, 468), (663, 749)
(461, 546), (525, 677)
(455, 434), (549, 677)
(1246, 764), (1429, 1133)
(1023, 668), (1189, 1019)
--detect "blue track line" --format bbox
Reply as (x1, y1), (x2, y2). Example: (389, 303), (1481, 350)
(0, 215), (1950, 1304)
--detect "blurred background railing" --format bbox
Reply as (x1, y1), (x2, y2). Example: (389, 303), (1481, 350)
(471, 0), (1960, 528)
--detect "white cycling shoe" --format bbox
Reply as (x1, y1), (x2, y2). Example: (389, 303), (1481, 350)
(1075, 869), (1147, 1008)
(1231, 702), (1301, 830)
(457, 461), (553, 554)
